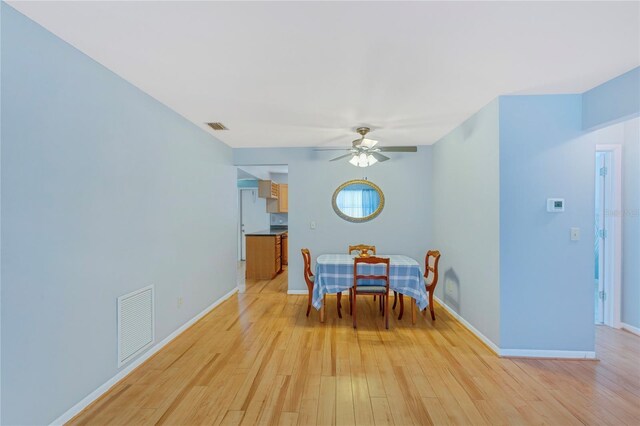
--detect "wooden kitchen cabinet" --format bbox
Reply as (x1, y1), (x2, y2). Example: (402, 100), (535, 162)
(246, 234), (282, 280)
(267, 184), (288, 213)
(258, 180), (279, 199)
(282, 233), (288, 265)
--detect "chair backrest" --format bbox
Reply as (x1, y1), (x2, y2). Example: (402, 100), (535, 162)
(301, 248), (314, 290)
(424, 250), (441, 291)
(353, 256), (390, 291)
(348, 244), (377, 256)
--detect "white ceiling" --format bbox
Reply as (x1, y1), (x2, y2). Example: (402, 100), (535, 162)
(9, 1), (639, 148)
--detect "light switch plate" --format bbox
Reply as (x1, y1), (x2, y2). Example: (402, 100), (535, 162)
(571, 227), (580, 241)
(310, 221), (316, 230)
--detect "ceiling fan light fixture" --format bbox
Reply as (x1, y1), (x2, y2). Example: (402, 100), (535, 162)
(323, 126), (416, 165)
(349, 153), (378, 167)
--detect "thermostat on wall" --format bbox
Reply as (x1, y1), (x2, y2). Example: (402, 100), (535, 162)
(547, 198), (565, 212)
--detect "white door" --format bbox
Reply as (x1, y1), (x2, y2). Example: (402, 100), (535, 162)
(594, 148), (622, 327)
(595, 152), (612, 324)
(239, 189), (270, 260)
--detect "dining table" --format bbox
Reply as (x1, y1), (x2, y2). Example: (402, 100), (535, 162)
(312, 254), (428, 323)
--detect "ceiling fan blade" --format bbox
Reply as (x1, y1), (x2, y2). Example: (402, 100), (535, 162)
(378, 146), (418, 152)
(370, 152), (391, 162)
(330, 153), (355, 162)
(313, 148), (352, 151)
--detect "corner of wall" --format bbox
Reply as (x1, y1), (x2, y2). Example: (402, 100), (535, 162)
(583, 67), (640, 131)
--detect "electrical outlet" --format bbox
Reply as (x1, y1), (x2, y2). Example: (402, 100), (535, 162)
(310, 221), (316, 230)
(177, 297), (184, 308)
(445, 281), (455, 297)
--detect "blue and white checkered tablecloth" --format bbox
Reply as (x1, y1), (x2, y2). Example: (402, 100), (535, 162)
(312, 254), (428, 311)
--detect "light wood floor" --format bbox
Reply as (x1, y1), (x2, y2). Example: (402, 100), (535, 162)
(69, 270), (640, 425)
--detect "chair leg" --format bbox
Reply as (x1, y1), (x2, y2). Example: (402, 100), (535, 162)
(337, 292), (342, 319)
(429, 291), (436, 320)
(353, 292), (357, 329)
(392, 291), (398, 309)
(398, 294), (404, 320)
(385, 294), (389, 330)
(349, 289), (353, 315)
(306, 290), (312, 317)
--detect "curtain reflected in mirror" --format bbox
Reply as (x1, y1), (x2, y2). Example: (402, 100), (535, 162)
(332, 180), (384, 222)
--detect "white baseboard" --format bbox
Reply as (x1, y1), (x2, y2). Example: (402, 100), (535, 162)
(499, 349), (596, 359)
(50, 286), (239, 426)
(621, 322), (640, 336)
(433, 296), (500, 355)
(433, 296), (596, 360)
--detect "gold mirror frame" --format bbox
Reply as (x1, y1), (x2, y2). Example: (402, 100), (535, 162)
(332, 179), (385, 223)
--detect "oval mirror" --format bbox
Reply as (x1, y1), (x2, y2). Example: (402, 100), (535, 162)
(332, 179), (385, 223)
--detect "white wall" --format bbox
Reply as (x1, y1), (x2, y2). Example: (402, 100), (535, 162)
(583, 117), (640, 329)
(234, 147), (433, 293)
(1, 6), (237, 424)
(431, 100), (501, 346)
(582, 67), (640, 330)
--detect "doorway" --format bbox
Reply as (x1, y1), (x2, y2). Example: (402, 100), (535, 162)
(238, 188), (269, 261)
(594, 145), (622, 327)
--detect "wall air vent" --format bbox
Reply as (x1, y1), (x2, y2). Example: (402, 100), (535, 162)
(206, 122), (229, 131)
(117, 285), (154, 367)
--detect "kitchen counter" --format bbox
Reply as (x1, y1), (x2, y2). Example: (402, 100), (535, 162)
(245, 231), (287, 279)
(245, 228), (288, 236)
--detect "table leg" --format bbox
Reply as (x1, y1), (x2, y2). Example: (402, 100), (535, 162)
(320, 294), (326, 323)
(398, 294), (404, 320)
(411, 298), (417, 324)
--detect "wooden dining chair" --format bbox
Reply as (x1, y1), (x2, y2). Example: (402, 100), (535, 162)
(301, 249), (342, 318)
(348, 244), (376, 256)
(348, 245), (379, 308)
(352, 256), (391, 329)
(393, 250), (442, 321)
(423, 250), (441, 320)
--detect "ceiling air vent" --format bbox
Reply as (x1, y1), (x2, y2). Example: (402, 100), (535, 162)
(206, 122), (229, 131)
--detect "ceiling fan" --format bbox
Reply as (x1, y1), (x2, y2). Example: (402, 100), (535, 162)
(314, 127), (417, 167)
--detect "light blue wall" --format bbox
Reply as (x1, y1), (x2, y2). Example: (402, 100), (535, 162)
(431, 100), (501, 346)
(1, 5), (237, 424)
(499, 95), (595, 351)
(238, 179), (259, 188)
(234, 147), (433, 293)
(583, 67), (640, 131)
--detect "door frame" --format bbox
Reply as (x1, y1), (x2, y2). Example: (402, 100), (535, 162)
(595, 144), (622, 329)
(238, 188), (243, 261)
(238, 188), (254, 261)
